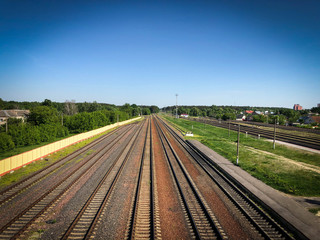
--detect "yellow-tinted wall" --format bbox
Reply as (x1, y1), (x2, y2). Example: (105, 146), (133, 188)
(0, 117), (141, 176)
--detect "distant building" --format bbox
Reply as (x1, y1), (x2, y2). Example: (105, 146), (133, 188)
(0, 110), (30, 125)
(236, 114), (246, 121)
(245, 110), (253, 114)
(311, 116), (320, 124)
(180, 114), (189, 118)
(293, 104), (303, 111)
(299, 116), (320, 124)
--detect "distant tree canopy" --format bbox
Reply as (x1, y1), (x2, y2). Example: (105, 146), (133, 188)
(162, 104), (314, 125)
(311, 107), (320, 114)
(28, 106), (60, 125)
(0, 99), (159, 154)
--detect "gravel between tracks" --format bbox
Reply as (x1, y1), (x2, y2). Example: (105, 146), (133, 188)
(22, 125), (139, 239)
(152, 118), (191, 239)
(162, 121), (258, 240)
(93, 121), (146, 239)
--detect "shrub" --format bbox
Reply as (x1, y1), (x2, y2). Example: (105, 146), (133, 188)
(0, 133), (15, 152)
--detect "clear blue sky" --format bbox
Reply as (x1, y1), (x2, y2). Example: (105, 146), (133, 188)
(1, 1), (319, 109)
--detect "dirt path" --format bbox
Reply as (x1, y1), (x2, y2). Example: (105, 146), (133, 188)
(266, 139), (320, 154)
(245, 146), (320, 174)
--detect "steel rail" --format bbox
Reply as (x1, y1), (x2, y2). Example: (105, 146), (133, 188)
(160, 116), (302, 240)
(61, 119), (145, 240)
(200, 118), (320, 143)
(192, 118), (320, 150)
(229, 119), (320, 135)
(0, 125), (127, 206)
(127, 118), (155, 239)
(154, 117), (225, 240)
(150, 117), (155, 239)
(0, 123), (140, 239)
(218, 118), (320, 142)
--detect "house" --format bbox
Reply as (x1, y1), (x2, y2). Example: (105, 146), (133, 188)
(299, 116), (320, 124)
(236, 114), (246, 121)
(180, 114), (189, 118)
(312, 116), (320, 123)
(0, 110), (30, 125)
(245, 110), (253, 114)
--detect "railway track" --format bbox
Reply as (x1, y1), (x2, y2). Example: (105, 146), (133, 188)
(192, 118), (320, 150)
(154, 116), (226, 239)
(0, 116), (311, 239)
(159, 116), (301, 239)
(0, 124), (131, 207)
(0, 122), (141, 239)
(232, 120), (320, 135)
(61, 119), (145, 239)
(126, 118), (161, 239)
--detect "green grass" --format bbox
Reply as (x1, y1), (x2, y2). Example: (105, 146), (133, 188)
(163, 115), (320, 197)
(0, 128), (114, 191)
(309, 208), (320, 215)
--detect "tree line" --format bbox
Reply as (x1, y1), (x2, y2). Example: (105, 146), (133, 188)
(163, 105), (314, 125)
(0, 98), (159, 116)
(0, 99), (160, 152)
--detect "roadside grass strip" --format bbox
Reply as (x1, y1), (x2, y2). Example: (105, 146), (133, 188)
(163, 115), (320, 197)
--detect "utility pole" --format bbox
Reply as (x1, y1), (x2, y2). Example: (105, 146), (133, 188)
(236, 124), (240, 165)
(273, 116), (277, 149)
(6, 121), (8, 133)
(228, 120), (230, 137)
(175, 94), (178, 118)
(61, 113), (63, 126)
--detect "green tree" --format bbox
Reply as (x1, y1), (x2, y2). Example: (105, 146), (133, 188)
(0, 133), (15, 151)
(7, 118), (23, 126)
(41, 99), (53, 107)
(252, 115), (266, 123)
(121, 103), (133, 117)
(311, 107), (320, 114)
(150, 105), (160, 114)
(28, 106), (59, 125)
(190, 107), (201, 116)
(222, 113), (236, 121)
(142, 108), (151, 115)
(0, 98), (4, 109)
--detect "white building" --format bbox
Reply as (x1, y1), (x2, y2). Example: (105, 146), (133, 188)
(0, 110), (30, 125)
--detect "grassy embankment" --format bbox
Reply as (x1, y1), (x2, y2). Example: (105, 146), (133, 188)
(163, 115), (320, 197)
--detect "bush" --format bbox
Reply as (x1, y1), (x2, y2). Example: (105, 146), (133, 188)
(0, 133), (15, 152)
